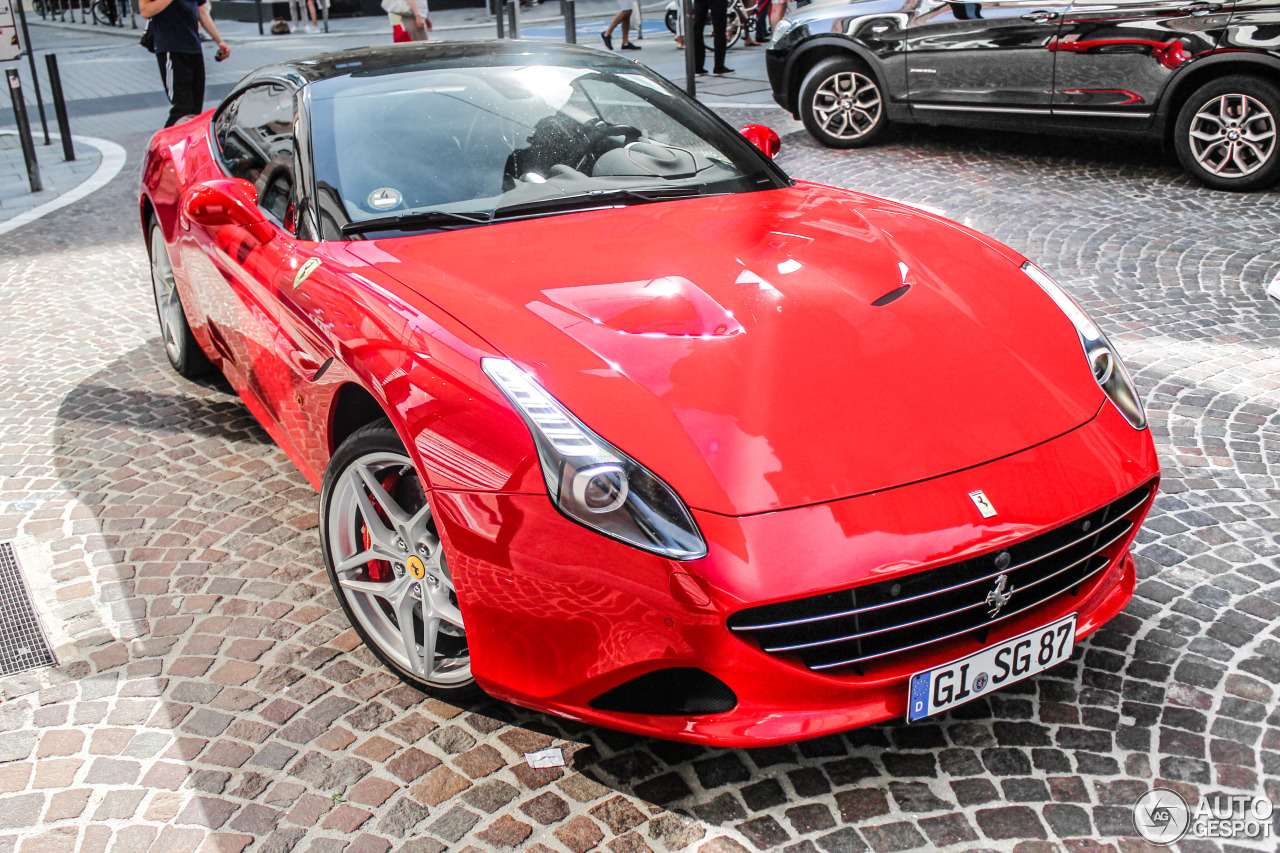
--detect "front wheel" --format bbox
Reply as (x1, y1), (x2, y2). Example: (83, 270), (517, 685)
(798, 56), (888, 149)
(149, 222), (212, 377)
(320, 421), (479, 699)
(1174, 75), (1280, 191)
(665, 7), (677, 33)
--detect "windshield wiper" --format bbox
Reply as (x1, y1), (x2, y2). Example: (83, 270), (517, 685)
(342, 209), (493, 236)
(492, 187), (706, 220)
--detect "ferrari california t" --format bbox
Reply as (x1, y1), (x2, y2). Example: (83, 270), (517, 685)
(140, 41), (1159, 745)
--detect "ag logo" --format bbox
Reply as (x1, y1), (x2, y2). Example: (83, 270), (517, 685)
(406, 555), (427, 580)
(1133, 788), (1189, 845)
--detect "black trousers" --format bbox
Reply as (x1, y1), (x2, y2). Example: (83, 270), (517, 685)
(157, 51), (206, 128)
(692, 0), (728, 72)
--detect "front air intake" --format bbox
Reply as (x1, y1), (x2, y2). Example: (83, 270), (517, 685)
(590, 668), (737, 715)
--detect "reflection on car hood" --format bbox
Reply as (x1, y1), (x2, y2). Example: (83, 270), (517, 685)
(350, 182), (1105, 516)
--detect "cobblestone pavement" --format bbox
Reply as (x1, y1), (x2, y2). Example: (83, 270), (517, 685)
(0, 105), (1279, 853)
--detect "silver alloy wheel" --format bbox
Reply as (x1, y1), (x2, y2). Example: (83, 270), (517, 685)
(1189, 93), (1277, 178)
(326, 450), (470, 686)
(150, 226), (185, 365)
(811, 70), (882, 141)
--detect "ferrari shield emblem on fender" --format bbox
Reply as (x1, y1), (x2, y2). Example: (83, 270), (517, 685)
(293, 257), (322, 290)
(969, 490), (997, 518)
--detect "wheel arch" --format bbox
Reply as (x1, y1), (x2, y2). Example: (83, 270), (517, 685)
(1159, 54), (1280, 144)
(328, 381), (397, 458)
(785, 38), (884, 119)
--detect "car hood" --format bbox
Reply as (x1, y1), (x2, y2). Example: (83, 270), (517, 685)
(350, 182), (1104, 516)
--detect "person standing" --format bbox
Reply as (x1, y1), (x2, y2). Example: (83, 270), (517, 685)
(383, 0), (429, 41)
(600, 0), (640, 50)
(140, 0), (228, 128)
(693, 0), (731, 74)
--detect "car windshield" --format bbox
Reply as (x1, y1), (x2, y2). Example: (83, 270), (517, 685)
(307, 60), (786, 237)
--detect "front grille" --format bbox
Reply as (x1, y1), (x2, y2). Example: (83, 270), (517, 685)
(727, 483), (1154, 673)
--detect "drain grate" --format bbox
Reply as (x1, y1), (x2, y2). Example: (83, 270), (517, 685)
(0, 542), (57, 676)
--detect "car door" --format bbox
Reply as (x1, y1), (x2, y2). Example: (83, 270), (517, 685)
(905, 0), (1072, 111)
(1051, 0), (1235, 116)
(199, 82), (301, 432)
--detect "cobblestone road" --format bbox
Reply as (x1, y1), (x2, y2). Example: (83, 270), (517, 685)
(0, 101), (1278, 853)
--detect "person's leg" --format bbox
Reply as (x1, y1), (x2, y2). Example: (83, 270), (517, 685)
(159, 52), (200, 128)
(602, 8), (627, 46)
(770, 0), (785, 28)
(621, 9), (634, 45)
(711, 0), (729, 71)
(692, 0), (709, 70)
(400, 12), (426, 39)
(754, 0), (769, 42)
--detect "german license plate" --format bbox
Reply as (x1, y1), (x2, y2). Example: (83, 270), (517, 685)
(906, 613), (1077, 722)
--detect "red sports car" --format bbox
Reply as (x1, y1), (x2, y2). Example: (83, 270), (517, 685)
(140, 41), (1158, 745)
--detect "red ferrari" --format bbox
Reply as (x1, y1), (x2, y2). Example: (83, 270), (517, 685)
(140, 42), (1158, 745)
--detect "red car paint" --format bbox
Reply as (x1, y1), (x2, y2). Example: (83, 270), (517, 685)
(142, 108), (1158, 745)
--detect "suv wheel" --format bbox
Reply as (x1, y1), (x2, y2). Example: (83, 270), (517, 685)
(1174, 75), (1280, 191)
(798, 56), (887, 149)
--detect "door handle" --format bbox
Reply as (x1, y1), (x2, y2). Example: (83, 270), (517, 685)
(1020, 9), (1059, 21)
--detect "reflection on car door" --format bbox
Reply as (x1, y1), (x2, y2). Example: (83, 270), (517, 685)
(200, 83), (301, 437)
(1051, 0), (1235, 116)
(905, 0), (1072, 111)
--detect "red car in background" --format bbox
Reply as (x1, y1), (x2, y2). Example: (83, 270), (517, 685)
(140, 42), (1158, 745)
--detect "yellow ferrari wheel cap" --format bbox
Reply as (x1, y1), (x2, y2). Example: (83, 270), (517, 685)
(406, 555), (427, 580)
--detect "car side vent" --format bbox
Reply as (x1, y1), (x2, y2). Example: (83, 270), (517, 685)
(589, 668), (737, 715)
(872, 284), (910, 306)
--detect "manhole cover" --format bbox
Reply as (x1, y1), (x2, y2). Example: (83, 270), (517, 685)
(0, 541), (57, 676)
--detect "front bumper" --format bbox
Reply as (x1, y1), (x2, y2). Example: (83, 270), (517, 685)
(765, 47), (793, 113)
(433, 401), (1158, 746)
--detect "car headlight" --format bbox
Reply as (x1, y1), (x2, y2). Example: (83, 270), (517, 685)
(771, 17), (794, 46)
(482, 358), (707, 560)
(1022, 262), (1147, 430)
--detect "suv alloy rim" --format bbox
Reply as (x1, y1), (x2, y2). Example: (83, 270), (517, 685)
(1189, 93), (1277, 178)
(327, 450), (471, 686)
(812, 70), (882, 140)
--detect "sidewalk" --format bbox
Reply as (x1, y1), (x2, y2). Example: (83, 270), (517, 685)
(0, 132), (100, 215)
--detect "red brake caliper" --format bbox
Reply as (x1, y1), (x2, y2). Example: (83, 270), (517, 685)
(359, 470), (403, 584)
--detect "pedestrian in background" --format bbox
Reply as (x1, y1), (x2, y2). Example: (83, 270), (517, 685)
(600, 0), (640, 50)
(693, 0), (731, 74)
(382, 0), (430, 41)
(140, 0), (228, 128)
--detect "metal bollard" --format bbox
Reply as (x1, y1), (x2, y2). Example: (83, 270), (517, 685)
(13, 0), (50, 144)
(563, 0), (575, 42)
(507, 0), (518, 38)
(495, 0), (504, 38)
(6, 70), (43, 193)
(45, 54), (74, 162)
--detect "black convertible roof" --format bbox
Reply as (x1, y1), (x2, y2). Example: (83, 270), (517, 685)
(239, 40), (640, 89)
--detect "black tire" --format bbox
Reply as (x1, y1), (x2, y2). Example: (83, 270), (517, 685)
(1174, 74), (1280, 192)
(798, 56), (888, 149)
(665, 7), (677, 33)
(320, 420), (481, 701)
(148, 222), (213, 378)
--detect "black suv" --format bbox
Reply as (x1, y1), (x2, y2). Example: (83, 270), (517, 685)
(766, 0), (1280, 189)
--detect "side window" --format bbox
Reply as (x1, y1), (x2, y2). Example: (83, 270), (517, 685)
(215, 84), (298, 229)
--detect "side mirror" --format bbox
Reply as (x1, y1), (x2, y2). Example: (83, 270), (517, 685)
(183, 178), (274, 243)
(740, 124), (781, 159)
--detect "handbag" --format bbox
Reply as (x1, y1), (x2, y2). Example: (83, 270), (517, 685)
(381, 0), (413, 16)
(140, 22), (154, 52)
